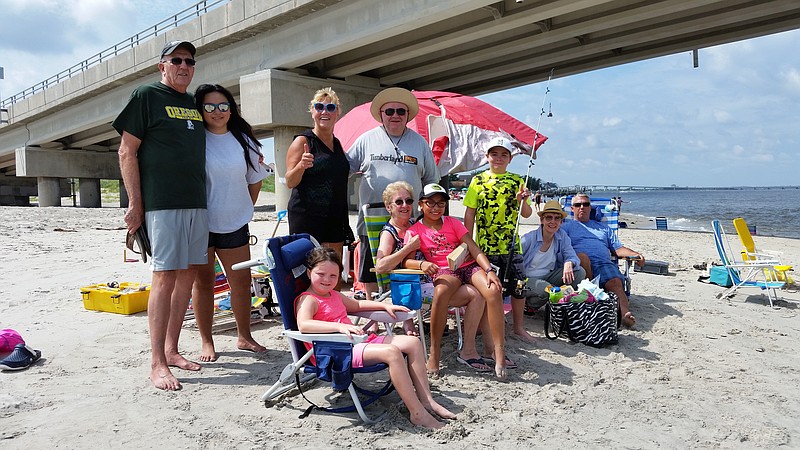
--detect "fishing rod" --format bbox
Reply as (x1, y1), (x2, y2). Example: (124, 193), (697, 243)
(502, 69), (555, 294)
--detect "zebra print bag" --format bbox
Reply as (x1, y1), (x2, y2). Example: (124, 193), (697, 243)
(544, 292), (619, 347)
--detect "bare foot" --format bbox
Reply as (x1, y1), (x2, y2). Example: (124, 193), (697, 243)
(426, 361), (440, 377)
(426, 400), (457, 420)
(513, 328), (535, 343)
(622, 311), (636, 328)
(409, 410), (445, 429)
(199, 342), (217, 362)
(167, 353), (201, 371)
(237, 337), (267, 353)
(150, 366), (181, 391)
(403, 319), (420, 337)
(495, 363), (507, 380)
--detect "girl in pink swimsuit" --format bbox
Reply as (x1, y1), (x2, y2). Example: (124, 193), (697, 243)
(295, 247), (456, 430)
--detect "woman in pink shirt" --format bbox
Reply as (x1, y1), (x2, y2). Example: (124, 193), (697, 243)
(404, 184), (508, 379)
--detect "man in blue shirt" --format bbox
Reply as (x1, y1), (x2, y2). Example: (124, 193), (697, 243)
(560, 194), (645, 327)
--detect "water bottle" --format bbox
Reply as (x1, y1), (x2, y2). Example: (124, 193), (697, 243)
(548, 286), (564, 304)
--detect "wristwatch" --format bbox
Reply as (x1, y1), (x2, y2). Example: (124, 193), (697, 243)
(485, 266), (497, 274)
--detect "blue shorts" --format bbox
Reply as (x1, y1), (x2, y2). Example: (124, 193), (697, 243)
(145, 209), (208, 271)
(591, 259), (623, 287)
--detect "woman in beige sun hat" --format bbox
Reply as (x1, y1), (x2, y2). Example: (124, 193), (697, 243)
(519, 199), (586, 310)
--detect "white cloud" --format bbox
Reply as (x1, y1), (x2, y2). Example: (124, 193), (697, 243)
(783, 68), (800, 93)
(602, 117), (622, 127)
(712, 110), (732, 123)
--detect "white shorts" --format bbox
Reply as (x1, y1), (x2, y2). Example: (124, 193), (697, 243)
(145, 209), (208, 271)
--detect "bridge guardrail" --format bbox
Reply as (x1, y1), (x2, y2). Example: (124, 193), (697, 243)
(0, 0), (229, 110)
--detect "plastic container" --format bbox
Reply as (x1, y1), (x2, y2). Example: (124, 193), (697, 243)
(80, 282), (150, 315)
(548, 286), (564, 304)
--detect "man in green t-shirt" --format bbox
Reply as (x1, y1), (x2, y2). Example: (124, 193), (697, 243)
(112, 40), (207, 391)
(464, 137), (534, 345)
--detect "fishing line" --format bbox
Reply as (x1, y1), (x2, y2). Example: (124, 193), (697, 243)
(503, 68), (554, 292)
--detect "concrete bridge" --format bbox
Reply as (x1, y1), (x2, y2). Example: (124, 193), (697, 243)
(1, 0), (799, 206)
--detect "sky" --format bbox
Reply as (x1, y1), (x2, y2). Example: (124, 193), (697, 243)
(1, 0), (798, 188)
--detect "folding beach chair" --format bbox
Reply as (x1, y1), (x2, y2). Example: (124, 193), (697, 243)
(655, 217), (668, 231)
(732, 217), (793, 284)
(235, 233), (415, 423)
(563, 196), (635, 295)
(711, 220), (786, 307)
(184, 257), (270, 332)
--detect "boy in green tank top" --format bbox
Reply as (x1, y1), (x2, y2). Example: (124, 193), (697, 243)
(463, 137), (534, 345)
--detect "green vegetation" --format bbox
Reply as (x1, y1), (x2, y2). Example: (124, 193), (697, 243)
(100, 179), (119, 193)
(261, 174), (275, 192)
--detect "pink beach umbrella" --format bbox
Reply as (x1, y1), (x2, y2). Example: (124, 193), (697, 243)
(335, 90), (547, 175)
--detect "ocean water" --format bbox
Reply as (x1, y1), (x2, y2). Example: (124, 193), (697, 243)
(590, 188), (800, 239)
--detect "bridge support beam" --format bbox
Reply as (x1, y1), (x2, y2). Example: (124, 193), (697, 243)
(79, 178), (102, 208)
(16, 146), (121, 207)
(37, 177), (62, 207)
(239, 69), (381, 211)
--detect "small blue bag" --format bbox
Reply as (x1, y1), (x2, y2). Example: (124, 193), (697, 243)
(313, 341), (353, 391)
(390, 273), (422, 310)
(709, 266), (733, 287)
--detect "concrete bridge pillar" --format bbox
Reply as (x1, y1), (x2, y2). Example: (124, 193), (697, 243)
(119, 180), (129, 209)
(37, 177), (61, 206)
(239, 69), (380, 212)
(79, 178), (101, 208)
(272, 126), (306, 211)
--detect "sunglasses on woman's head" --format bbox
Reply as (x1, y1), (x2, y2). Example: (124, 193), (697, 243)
(313, 102), (337, 113)
(393, 198), (414, 206)
(203, 102), (230, 113)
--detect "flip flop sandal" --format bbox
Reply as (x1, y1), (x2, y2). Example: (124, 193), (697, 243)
(482, 355), (518, 370)
(456, 356), (492, 373)
(125, 226), (152, 263)
(0, 344), (42, 371)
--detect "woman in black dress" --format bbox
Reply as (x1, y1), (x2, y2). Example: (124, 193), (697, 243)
(285, 87), (350, 262)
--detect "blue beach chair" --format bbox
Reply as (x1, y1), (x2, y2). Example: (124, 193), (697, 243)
(235, 233), (415, 423)
(562, 196), (635, 295)
(711, 220), (786, 307)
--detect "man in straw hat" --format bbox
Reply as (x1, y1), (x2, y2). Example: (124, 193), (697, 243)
(520, 199), (586, 311)
(347, 88), (440, 301)
(560, 194), (645, 327)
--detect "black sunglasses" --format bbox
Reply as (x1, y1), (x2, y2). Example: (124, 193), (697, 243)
(313, 102), (337, 113)
(203, 102), (230, 113)
(572, 202), (592, 208)
(393, 198), (414, 206)
(423, 200), (447, 209)
(163, 57), (196, 66)
(382, 108), (407, 116)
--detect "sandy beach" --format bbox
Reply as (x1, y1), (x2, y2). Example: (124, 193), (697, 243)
(1, 192), (799, 449)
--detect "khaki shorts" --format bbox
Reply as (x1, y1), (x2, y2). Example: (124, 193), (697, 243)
(145, 209), (208, 271)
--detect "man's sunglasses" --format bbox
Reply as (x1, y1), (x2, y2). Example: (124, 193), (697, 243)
(162, 57), (196, 66)
(203, 102), (230, 113)
(572, 202), (592, 208)
(382, 108), (407, 116)
(313, 102), (338, 113)
(393, 198), (414, 206)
